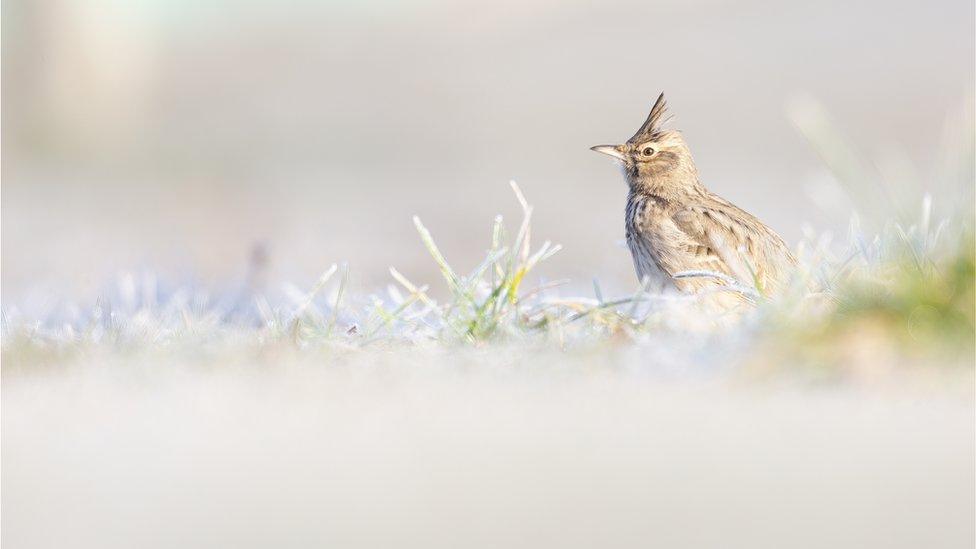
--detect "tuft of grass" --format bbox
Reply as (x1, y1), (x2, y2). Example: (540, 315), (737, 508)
(409, 181), (564, 341)
(830, 228), (974, 349)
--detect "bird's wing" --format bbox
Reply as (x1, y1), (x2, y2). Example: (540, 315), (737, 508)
(670, 199), (780, 291)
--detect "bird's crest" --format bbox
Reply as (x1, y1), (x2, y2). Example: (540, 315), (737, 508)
(628, 92), (672, 143)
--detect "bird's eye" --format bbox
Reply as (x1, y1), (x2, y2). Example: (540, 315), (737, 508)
(642, 147), (655, 156)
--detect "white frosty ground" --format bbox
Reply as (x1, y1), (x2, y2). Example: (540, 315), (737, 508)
(3, 349), (973, 549)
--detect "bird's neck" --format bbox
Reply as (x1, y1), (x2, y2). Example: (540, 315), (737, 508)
(628, 170), (704, 204)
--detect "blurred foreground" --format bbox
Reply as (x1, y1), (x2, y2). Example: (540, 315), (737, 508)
(3, 348), (974, 549)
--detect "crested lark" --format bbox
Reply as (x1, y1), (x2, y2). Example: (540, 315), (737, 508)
(591, 93), (795, 302)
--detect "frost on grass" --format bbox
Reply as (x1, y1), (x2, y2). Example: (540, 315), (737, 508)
(2, 179), (972, 377)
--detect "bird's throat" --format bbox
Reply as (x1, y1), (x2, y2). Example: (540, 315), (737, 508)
(627, 171), (702, 203)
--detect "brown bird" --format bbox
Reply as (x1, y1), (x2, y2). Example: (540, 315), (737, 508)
(591, 93), (795, 302)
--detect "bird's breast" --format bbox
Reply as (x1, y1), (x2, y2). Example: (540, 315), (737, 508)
(625, 194), (674, 292)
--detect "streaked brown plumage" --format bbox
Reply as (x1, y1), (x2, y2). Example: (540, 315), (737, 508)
(591, 93), (795, 301)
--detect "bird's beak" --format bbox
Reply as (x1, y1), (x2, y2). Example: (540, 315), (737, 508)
(590, 144), (625, 160)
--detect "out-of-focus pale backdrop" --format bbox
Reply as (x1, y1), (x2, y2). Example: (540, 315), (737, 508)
(3, 0), (974, 300)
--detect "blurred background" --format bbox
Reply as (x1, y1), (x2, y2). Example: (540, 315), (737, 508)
(3, 0), (974, 302)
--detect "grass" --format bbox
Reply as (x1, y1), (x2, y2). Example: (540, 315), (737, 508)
(2, 181), (972, 376)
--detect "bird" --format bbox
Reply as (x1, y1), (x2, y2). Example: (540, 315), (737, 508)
(591, 93), (795, 304)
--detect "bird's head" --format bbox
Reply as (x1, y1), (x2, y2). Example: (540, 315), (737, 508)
(591, 93), (699, 192)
